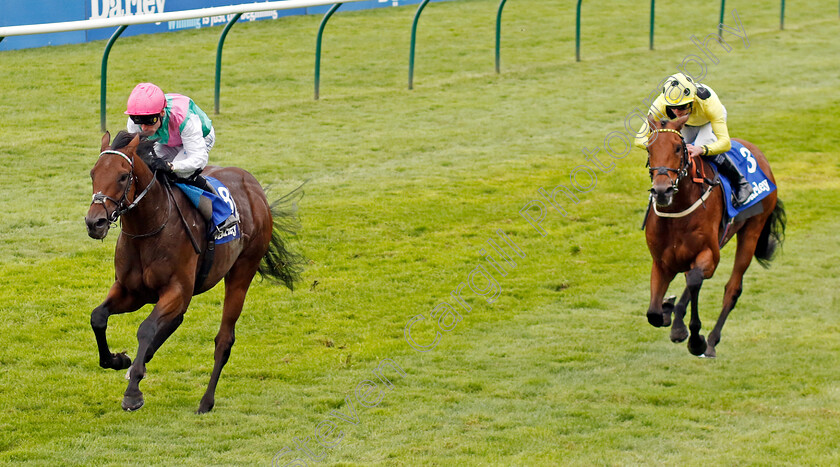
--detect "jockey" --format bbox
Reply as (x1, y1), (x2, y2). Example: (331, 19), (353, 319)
(634, 73), (753, 207)
(125, 82), (215, 193)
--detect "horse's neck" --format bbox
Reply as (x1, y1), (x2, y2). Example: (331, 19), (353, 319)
(120, 174), (170, 233)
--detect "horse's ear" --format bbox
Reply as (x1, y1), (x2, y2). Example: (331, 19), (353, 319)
(100, 132), (111, 152)
(128, 134), (140, 150)
(646, 114), (659, 130)
(672, 114), (690, 130)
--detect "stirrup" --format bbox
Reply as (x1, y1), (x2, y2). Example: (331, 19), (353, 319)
(215, 214), (240, 233)
(732, 185), (753, 207)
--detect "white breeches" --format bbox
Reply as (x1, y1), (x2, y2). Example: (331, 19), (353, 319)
(681, 105), (726, 147)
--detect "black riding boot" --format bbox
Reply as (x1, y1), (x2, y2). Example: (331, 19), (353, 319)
(183, 174), (212, 193)
(713, 153), (754, 207)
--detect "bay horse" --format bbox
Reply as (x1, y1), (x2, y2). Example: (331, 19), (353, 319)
(644, 115), (785, 358)
(85, 131), (304, 412)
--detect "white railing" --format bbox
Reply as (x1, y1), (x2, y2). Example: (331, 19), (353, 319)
(0, 0), (360, 37)
(0, 0), (373, 130)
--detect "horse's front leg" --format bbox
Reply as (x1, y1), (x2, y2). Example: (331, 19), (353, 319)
(91, 282), (143, 370)
(686, 249), (718, 356)
(143, 314), (185, 365)
(647, 261), (677, 327)
(685, 266), (707, 356)
(122, 286), (190, 411)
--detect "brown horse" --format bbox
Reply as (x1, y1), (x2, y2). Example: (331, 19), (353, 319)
(85, 131), (304, 412)
(644, 115), (785, 357)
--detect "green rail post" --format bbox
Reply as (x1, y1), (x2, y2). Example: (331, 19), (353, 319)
(215, 13), (242, 115)
(575, 0), (582, 62)
(100, 25), (127, 132)
(649, 0), (655, 50)
(409, 0), (431, 89)
(718, 0), (726, 37)
(495, 0), (508, 73)
(315, 3), (343, 100)
(780, 0), (786, 30)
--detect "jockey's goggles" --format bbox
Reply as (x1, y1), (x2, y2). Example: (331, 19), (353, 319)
(130, 114), (160, 126)
(668, 102), (692, 111)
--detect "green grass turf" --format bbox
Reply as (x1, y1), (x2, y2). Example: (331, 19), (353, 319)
(1, 0), (839, 464)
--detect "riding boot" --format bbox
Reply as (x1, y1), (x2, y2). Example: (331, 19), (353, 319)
(713, 153), (754, 207)
(186, 174), (213, 194)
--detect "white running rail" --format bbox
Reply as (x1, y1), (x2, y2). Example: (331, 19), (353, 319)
(0, 0), (362, 37)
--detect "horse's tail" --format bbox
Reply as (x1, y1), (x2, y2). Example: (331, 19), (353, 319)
(754, 199), (787, 268)
(258, 183), (307, 290)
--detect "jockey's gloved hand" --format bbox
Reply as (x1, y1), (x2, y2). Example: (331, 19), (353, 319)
(147, 157), (173, 174)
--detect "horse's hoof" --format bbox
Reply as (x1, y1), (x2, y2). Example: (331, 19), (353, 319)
(670, 326), (688, 343)
(114, 352), (132, 370)
(702, 345), (717, 358)
(122, 394), (145, 412)
(688, 335), (707, 356)
(197, 398), (215, 414)
(101, 352), (132, 370)
(646, 311), (664, 328)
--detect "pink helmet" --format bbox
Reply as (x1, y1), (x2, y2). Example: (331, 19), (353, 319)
(125, 83), (166, 115)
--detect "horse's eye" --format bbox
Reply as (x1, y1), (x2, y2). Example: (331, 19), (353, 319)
(119, 174), (129, 183)
(675, 145), (681, 153)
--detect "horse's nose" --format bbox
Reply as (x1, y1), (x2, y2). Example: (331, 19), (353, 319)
(85, 215), (110, 239)
(651, 184), (674, 207)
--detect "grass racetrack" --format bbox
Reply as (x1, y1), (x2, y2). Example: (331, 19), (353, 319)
(1, 0), (839, 464)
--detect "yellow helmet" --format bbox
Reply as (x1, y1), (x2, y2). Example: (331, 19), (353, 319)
(662, 73), (697, 106)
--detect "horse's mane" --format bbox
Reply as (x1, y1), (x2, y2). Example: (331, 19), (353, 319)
(112, 130), (158, 167)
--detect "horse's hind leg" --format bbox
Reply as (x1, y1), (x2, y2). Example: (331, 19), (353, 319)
(669, 287), (691, 343)
(91, 283), (143, 371)
(705, 222), (763, 358)
(197, 263), (258, 414)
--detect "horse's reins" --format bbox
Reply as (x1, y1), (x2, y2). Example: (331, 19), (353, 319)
(647, 128), (716, 219)
(163, 176), (203, 254)
(92, 148), (206, 289)
(92, 149), (168, 238)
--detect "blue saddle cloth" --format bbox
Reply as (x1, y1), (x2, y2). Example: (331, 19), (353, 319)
(175, 176), (240, 245)
(710, 140), (776, 220)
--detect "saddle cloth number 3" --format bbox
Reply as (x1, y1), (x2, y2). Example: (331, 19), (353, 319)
(740, 146), (757, 174)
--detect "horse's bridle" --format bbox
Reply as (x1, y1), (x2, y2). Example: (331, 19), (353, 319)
(91, 149), (161, 234)
(647, 128), (689, 194)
